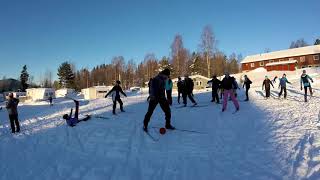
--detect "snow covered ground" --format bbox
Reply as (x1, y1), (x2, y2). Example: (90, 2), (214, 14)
(1, 68), (320, 180)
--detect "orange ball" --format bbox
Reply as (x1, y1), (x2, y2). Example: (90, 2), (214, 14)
(159, 127), (166, 135)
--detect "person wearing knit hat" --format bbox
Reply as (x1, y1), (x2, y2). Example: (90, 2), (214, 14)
(262, 75), (274, 98)
(143, 68), (175, 132)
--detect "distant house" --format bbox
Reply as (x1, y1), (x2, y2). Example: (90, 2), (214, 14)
(241, 45), (320, 72)
(55, 88), (75, 98)
(81, 86), (112, 100)
(26, 88), (55, 101)
(172, 75), (211, 90)
(3, 91), (26, 98)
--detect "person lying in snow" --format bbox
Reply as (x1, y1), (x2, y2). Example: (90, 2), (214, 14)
(63, 100), (90, 127)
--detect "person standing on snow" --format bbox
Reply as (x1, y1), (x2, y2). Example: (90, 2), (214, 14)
(143, 69), (175, 132)
(177, 76), (183, 104)
(232, 77), (239, 99)
(182, 75), (197, 107)
(242, 75), (252, 101)
(207, 75), (221, 104)
(221, 72), (240, 112)
(48, 95), (53, 106)
(63, 99), (91, 127)
(147, 78), (153, 101)
(165, 77), (173, 105)
(105, 80), (127, 115)
(300, 70), (314, 102)
(5, 93), (20, 133)
(262, 76), (274, 98)
(278, 74), (291, 99)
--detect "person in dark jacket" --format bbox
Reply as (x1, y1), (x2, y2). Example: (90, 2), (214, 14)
(177, 76), (183, 104)
(143, 69), (175, 132)
(48, 96), (53, 106)
(207, 75), (221, 103)
(182, 75), (197, 106)
(262, 76), (274, 98)
(63, 100), (90, 127)
(221, 73), (239, 112)
(165, 77), (173, 105)
(300, 70), (314, 102)
(5, 93), (20, 133)
(278, 74), (291, 99)
(242, 75), (252, 101)
(105, 80), (127, 115)
(147, 78), (153, 101)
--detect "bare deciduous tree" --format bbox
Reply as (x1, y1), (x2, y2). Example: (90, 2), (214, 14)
(200, 25), (216, 77)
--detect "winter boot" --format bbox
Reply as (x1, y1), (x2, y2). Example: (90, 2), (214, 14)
(143, 125), (148, 132)
(165, 124), (175, 130)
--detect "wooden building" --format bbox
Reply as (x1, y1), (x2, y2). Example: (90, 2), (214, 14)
(241, 45), (320, 72)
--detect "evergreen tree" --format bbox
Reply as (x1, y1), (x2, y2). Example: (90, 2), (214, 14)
(158, 56), (173, 73)
(315, 39), (320, 45)
(20, 65), (29, 91)
(189, 52), (204, 76)
(57, 62), (75, 88)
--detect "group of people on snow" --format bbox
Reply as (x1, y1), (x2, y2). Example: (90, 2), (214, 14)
(261, 70), (314, 102)
(2, 67), (315, 133)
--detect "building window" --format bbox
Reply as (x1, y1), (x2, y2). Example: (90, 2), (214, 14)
(260, 61), (264, 66)
(300, 56), (305, 62)
(250, 63), (255, 67)
(314, 55), (319, 61)
(269, 60), (274, 63)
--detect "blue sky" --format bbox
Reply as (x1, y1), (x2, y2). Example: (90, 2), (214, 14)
(0, 0), (319, 82)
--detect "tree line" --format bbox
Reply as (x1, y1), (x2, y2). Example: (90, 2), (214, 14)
(55, 25), (242, 91)
(2, 27), (319, 92)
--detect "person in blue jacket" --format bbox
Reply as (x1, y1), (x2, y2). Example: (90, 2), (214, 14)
(63, 100), (90, 127)
(300, 70), (314, 102)
(165, 77), (173, 105)
(278, 74), (291, 99)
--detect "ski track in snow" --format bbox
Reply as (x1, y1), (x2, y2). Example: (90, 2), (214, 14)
(1, 77), (320, 179)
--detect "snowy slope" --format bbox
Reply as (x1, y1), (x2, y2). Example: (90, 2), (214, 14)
(1, 69), (320, 180)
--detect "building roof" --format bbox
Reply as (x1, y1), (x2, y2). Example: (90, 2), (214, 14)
(241, 45), (320, 64)
(265, 60), (297, 66)
(172, 74), (210, 82)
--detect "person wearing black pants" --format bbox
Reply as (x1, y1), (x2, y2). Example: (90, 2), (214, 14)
(5, 93), (20, 133)
(242, 75), (252, 101)
(207, 75), (221, 103)
(143, 69), (175, 132)
(182, 75), (197, 106)
(105, 80), (127, 115)
(177, 76), (183, 104)
(262, 76), (274, 98)
(63, 100), (91, 127)
(300, 70), (314, 102)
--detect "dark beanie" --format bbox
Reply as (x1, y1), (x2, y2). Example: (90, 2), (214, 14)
(161, 68), (170, 76)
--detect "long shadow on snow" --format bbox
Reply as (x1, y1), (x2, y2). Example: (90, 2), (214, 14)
(0, 91), (290, 180)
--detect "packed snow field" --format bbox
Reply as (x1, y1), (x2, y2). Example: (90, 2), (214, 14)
(1, 69), (320, 180)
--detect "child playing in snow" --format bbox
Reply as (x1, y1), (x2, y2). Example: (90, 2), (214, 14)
(278, 74), (291, 99)
(262, 76), (274, 98)
(300, 70), (314, 102)
(105, 80), (127, 115)
(63, 100), (90, 127)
